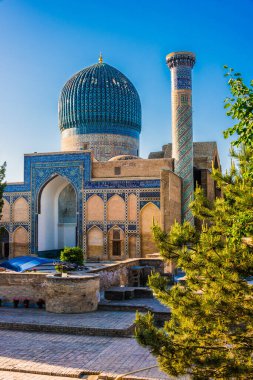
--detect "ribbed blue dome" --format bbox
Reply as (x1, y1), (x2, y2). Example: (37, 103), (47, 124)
(58, 62), (141, 138)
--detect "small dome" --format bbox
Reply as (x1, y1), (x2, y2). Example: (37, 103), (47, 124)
(59, 61), (141, 138)
(108, 155), (143, 161)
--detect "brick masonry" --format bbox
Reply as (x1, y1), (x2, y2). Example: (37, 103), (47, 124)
(0, 258), (164, 303)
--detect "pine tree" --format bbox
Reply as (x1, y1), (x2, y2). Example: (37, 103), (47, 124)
(135, 70), (253, 379)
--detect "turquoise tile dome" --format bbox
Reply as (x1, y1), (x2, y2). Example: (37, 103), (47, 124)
(58, 61), (141, 138)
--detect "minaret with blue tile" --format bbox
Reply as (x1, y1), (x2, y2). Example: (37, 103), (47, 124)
(166, 51), (196, 223)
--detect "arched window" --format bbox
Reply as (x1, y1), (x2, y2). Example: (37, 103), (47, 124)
(112, 228), (121, 256)
(108, 227), (124, 258)
(58, 184), (76, 223)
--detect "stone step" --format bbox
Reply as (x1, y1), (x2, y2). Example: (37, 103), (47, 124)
(0, 321), (134, 337)
(104, 287), (153, 301)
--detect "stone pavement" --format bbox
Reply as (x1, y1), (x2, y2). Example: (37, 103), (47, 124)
(0, 371), (78, 380)
(0, 330), (180, 379)
(99, 297), (170, 314)
(0, 308), (135, 337)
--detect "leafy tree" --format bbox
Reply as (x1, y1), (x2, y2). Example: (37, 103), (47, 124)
(135, 71), (253, 379)
(0, 162), (6, 221)
(60, 246), (84, 266)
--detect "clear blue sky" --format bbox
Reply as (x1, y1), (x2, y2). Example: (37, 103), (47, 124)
(0, 0), (252, 181)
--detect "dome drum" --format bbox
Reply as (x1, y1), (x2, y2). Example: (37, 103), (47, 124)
(61, 131), (139, 161)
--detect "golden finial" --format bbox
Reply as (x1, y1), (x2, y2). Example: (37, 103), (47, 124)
(99, 52), (103, 63)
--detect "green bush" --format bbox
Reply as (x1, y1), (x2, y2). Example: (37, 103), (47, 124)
(60, 246), (84, 266)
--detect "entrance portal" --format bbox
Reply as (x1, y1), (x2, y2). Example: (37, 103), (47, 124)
(38, 176), (77, 254)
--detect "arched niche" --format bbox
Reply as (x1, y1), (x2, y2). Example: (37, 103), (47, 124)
(140, 202), (160, 257)
(1, 199), (10, 222)
(13, 226), (28, 257)
(128, 194), (137, 221)
(108, 226), (125, 259)
(38, 175), (77, 253)
(13, 197), (29, 222)
(107, 195), (125, 221)
(0, 228), (9, 258)
(87, 195), (104, 221)
(87, 226), (104, 260)
(58, 184), (76, 223)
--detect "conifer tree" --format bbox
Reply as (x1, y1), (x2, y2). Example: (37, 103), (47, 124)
(135, 70), (253, 379)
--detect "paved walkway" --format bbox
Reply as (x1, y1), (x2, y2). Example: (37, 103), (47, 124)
(0, 371), (78, 380)
(0, 308), (135, 336)
(0, 330), (175, 379)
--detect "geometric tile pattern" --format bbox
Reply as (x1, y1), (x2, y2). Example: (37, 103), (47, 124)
(59, 61), (142, 160)
(167, 52), (196, 223)
(1, 151), (160, 256)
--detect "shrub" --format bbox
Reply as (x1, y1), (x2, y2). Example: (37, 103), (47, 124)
(60, 246), (84, 266)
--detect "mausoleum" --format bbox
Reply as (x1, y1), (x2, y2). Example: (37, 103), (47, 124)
(0, 52), (220, 260)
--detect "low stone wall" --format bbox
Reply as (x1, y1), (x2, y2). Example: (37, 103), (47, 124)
(0, 258), (164, 306)
(89, 258), (164, 290)
(46, 274), (100, 313)
(0, 272), (47, 306)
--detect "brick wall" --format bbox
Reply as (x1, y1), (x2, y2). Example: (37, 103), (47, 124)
(92, 158), (173, 178)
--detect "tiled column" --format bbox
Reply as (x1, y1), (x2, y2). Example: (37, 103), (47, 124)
(166, 52), (196, 223)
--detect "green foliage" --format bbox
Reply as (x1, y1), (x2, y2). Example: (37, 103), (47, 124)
(60, 246), (84, 266)
(135, 71), (253, 379)
(223, 67), (253, 149)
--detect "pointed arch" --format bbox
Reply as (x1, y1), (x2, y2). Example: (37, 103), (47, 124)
(1, 199), (10, 222)
(13, 197), (29, 222)
(87, 226), (104, 259)
(128, 193), (137, 221)
(107, 194), (125, 221)
(87, 195), (104, 221)
(13, 226), (29, 257)
(108, 226), (125, 259)
(37, 173), (77, 214)
(38, 175), (77, 252)
(140, 202), (160, 257)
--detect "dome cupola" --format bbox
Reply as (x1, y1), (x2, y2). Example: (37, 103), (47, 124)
(59, 56), (141, 161)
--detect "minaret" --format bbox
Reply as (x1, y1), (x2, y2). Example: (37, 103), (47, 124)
(166, 51), (196, 223)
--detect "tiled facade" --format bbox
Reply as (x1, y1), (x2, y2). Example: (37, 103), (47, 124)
(0, 52), (221, 260)
(1, 152), (181, 259)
